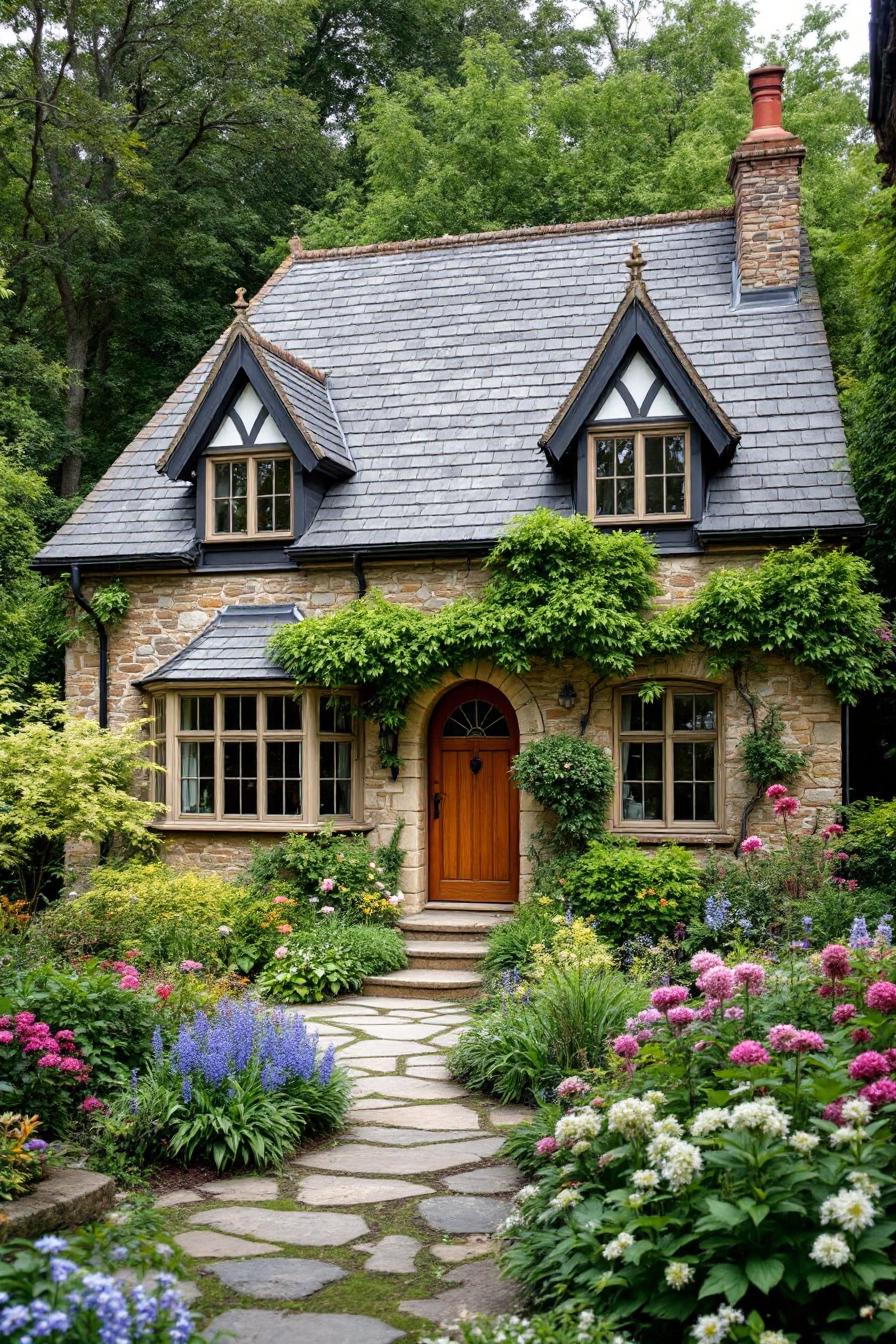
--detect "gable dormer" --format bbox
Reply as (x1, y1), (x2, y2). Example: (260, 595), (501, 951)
(157, 303), (354, 565)
(540, 245), (739, 544)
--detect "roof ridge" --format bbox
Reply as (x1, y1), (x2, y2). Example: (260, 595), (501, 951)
(240, 322), (327, 385)
(288, 208), (734, 265)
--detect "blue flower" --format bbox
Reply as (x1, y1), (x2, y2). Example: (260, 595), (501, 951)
(33, 1236), (68, 1255)
(704, 893), (731, 933)
(849, 915), (872, 948)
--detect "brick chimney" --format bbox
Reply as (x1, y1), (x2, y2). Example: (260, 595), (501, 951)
(727, 65), (806, 301)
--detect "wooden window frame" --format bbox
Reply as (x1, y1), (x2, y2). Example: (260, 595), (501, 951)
(205, 452), (293, 542)
(587, 424), (691, 524)
(613, 682), (723, 833)
(148, 685), (363, 829)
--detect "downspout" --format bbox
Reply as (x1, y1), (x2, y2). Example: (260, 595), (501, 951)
(352, 551), (367, 598)
(70, 565), (109, 729)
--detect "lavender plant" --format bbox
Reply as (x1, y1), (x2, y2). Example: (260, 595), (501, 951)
(128, 999), (348, 1170)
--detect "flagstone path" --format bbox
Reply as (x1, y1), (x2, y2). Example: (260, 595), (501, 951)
(157, 995), (533, 1343)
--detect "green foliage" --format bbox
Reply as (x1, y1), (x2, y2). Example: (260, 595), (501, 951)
(31, 862), (237, 968)
(737, 705), (808, 795)
(0, 1114), (44, 1203)
(425, 1307), (625, 1344)
(696, 839), (836, 947)
(0, 960), (156, 1093)
(646, 540), (894, 704)
(337, 923), (408, 976)
(241, 824), (405, 924)
(0, 697), (161, 903)
(482, 897), (562, 985)
(511, 734), (615, 852)
(566, 838), (702, 942)
(448, 966), (645, 1101)
(85, 582), (131, 629)
(257, 934), (364, 1003)
(843, 798), (896, 891)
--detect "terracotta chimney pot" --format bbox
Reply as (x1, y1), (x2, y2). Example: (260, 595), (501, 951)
(744, 64), (791, 141)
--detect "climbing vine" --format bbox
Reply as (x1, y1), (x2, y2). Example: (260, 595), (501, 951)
(270, 511), (893, 768)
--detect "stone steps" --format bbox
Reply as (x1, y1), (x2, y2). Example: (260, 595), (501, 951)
(361, 967), (484, 1001)
(404, 938), (489, 971)
(397, 909), (511, 941)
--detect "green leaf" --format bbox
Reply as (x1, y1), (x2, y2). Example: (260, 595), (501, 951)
(699, 1262), (750, 1303)
(744, 1257), (784, 1293)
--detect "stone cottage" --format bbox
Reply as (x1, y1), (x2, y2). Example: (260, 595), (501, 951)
(37, 66), (863, 914)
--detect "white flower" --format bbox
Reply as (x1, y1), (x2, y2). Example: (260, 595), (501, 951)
(848, 1170), (881, 1198)
(690, 1107), (731, 1137)
(555, 1109), (602, 1146)
(758, 1333), (789, 1344)
(829, 1125), (861, 1148)
(652, 1116), (684, 1139)
(658, 1139), (703, 1191)
(841, 1097), (873, 1125)
(513, 1184), (539, 1205)
(691, 1313), (728, 1342)
(606, 1096), (657, 1140)
(727, 1099), (790, 1138)
(665, 1261), (694, 1289)
(820, 1187), (876, 1233)
(789, 1130), (820, 1154)
(644, 1090), (666, 1105)
(632, 1168), (661, 1189)
(602, 1232), (635, 1260)
(810, 1232), (852, 1267)
(497, 1211), (524, 1235)
(718, 1308), (744, 1327)
(646, 1132), (678, 1164)
(571, 1140), (591, 1155)
(550, 1187), (582, 1211)
(627, 1192), (645, 1209)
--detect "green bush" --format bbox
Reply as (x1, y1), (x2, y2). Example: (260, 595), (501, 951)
(565, 837), (701, 942)
(241, 824), (405, 925)
(424, 1308), (624, 1344)
(338, 923), (407, 976)
(448, 965), (645, 1102)
(482, 898), (561, 986)
(511, 734), (615, 852)
(30, 862), (238, 968)
(255, 918), (407, 1002)
(843, 797), (896, 890)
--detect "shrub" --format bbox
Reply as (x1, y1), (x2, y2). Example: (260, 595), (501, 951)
(566, 837), (701, 942)
(844, 798), (896, 890)
(30, 863), (237, 968)
(423, 1309), (627, 1344)
(126, 999), (349, 1169)
(0, 1008), (93, 1135)
(0, 1201), (200, 1338)
(448, 966), (645, 1102)
(338, 923), (407, 976)
(482, 898), (563, 985)
(511, 734), (615, 852)
(0, 1114), (44, 1202)
(256, 938), (363, 1003)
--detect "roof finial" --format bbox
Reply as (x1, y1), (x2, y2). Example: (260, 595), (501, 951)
(625, 243), (646, 286)
(232, 286), (249, 315)
(289, 234), (304, 259)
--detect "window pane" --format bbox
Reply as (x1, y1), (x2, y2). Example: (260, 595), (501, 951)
(266, 695), (302, 731)
(213, 462), (231, 500)
(266, 741), (302, 816)
(673, 741), (695, 780)
(319, 740), (352, 816)
(231, 496), (247, 533)
(645, 476), (664, 514)
(320, 695), (353, 734)
(694, 741), (715, 776)
(643, 742), (663, 780)
(256, 459), (274, 493)
(644, 436), (664, 475)
(214, 500), (230, 533)
(616, 476), (635, 515)
(621, 694), (662, 733)
(693, 695), (715, 730)
(595, 440), (613, 477)
(694, 783), (715, 821)
(595, 480), (615, 516)
(643, 784), (663, 820)
(674, 782), (695, 820)
(223, 741), (257, 815)
(274, 459), (291, 493)
(257, 496), (274, 532)
(180, 696), (214, 732)
(231, 461), (247, 496)
(674, 693), (715, 732)
(180, 741), (214, 814)
(621, 740), (664, 821)
(673, 695), (695, 731)
(665, 435), (686, 473)
(616, 439), (634, 475)
(224, 695), (256, 732)
(273, 495), (291, 532)
(665, 475), (685, 513)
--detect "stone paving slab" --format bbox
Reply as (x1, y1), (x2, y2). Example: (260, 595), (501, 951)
(351, 1075), (467, 1101)
(428, 1029), (464, 1046)
(341, 996), (449, 1009)
(349, 1021), (445, 1041)
(338, 1039), (440, 1059)
(354, 1103), (480, 1130)
(295, 1138), (504, 1176)
(442, 1164), (524, 1194)
(403, 1055), (448, 1069)
(294, 1174), (435, 1205)
(209, 1257), (346, 1299)
(360, 1235), (421, 1275)
(489, 1104), (537, 1126)
(190, 1207), (368, 1246)
(418, 1195), (514, 1234)
(349, 1056), (409, 1073)
(400, 1260), (521, 1323)
(346, 1126), (483, 1146)
(155, 1190), (204, 1209)
(174, 1231), (281, 1258)
(203, 1309), (404, 1343)
(197, 1177), (279, 1201)
(430, 1237), (494, 1263)
(403, 1065), (454, 1081)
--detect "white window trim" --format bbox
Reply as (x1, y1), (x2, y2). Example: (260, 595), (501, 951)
(205, 451), (294, 542)
(587, 423), (691, 524)
(148, 684), (364, 831)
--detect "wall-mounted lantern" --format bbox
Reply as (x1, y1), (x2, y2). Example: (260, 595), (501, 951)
(379, 724), (400, 781)
(557, 681), (577, 711)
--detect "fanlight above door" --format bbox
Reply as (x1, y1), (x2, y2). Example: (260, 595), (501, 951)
(441, 699), (510, 738)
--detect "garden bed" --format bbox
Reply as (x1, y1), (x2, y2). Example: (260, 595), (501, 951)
(1, 1167), (114, 1240)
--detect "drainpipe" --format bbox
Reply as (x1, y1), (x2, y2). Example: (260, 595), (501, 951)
(352, 551), (367, 598)
(70, 565), (109, 729)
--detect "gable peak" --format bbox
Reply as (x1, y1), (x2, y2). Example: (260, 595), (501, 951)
(625, 242), (647, 288)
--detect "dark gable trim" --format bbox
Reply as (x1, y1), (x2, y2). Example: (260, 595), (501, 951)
(542, 304), (738, 463)
(162, 339), (322, 481)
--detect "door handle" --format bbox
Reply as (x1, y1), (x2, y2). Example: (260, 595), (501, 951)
(433, 792), (442, 820)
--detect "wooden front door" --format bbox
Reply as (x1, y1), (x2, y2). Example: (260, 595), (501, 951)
(428, 682), (519, 903)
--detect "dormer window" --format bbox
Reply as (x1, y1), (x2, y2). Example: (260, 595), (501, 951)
(207, 453), (293, 540)
(588, 426), (690, 522)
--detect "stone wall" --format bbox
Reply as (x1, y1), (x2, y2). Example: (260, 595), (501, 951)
(66, 553), (842, 908)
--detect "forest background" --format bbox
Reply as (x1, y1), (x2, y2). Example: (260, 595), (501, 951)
(0, 0), (893, 698)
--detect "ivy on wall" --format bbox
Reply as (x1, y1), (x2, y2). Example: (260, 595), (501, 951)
(270, 511), (893, 768)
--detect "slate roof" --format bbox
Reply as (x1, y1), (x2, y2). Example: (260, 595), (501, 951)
(137, 605), (301, 684)
(36, 208), (863, 568)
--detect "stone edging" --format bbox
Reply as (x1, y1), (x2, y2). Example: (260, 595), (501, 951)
(0, 1168), (115, 1240)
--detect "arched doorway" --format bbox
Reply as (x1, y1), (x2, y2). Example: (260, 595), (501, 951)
(427, 681), (520, 903)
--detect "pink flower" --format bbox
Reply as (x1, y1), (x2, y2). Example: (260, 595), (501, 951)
(155, 984), (173, 1001)
(650, 985), (689, 1011)
(740, 835), (764, 854)
(632, 1007), (663, 1026)
(697, 966), (736, 1000)
(320, 878), (336, 893)
(118, 974), (140, 991)
(766, 784), (789, 799)
(690, 950), (723, 974)
(732, 962), (766, 995)
(822, 823), (845, 840)
(58, 1057), (83, 1073)
(80, 1096), (106, 1113)
(820, 944), (851, 979)
(320, 905), (335, 915)
(37, 1053), (63, 1068)
(859, 1078), (896, 1108)
(846, 879), (859, 893)
(55, 1030), (76, 1044)
(729, 1040), (771, 1066)
(773, 795), (800, 817)
(831, 1003), (857, 1025)
(836, 851), (850, 862)
(273, 895), (290, 905)
(666, 1006), (697, 1028)
(724, 1005), (745, 1020)
(852, 1027), (873, 1045)
(848, 1050), (891, 1082)
(635, 1029), (654, 1043)
(536, 1136), (559, 1156)
(0, 1030), (13, 1044)
(866, 981), (896, 1013)
(276, 923), (293, 934)
(612, 1034), (640, 1059)
(824, 1099), (846, 1125)
(14, 1012), (36, 1027)
(768, 1023), (799, 1051)
(556, 1077), (589, 1098)
(273, 946), (288, 960)
(179, 960), (203, 972)
(784, 1030), (826, 1055)
(696, 1004), (715, 1021)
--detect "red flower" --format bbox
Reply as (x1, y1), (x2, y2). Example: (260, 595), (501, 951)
(155, 984), (173, 1000)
